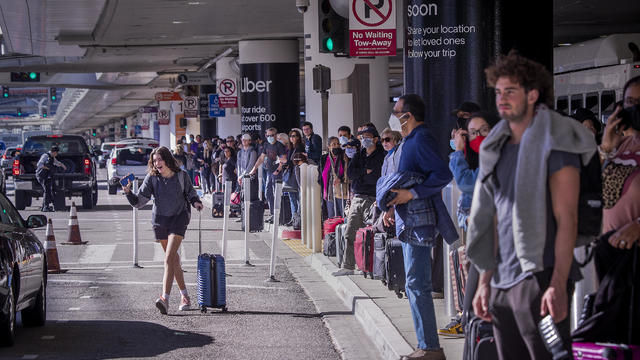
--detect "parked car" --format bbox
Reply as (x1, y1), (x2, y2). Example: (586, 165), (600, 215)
(13, 135), (100, 210)
(98, 142), (116, 168)
(1, 147), (21, 177)
(0, 193), (48, 346)
(106, 145), (153, 194)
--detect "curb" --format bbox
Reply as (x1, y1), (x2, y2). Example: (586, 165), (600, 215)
(306, 253), (413, 360)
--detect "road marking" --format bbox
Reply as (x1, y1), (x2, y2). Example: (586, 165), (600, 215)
(104, 268), (113, 272)
(80, 295), (92, 299)
(89, 286), (99, 289)
(154, 243), (165, 262)
(78, 245), (117, 264)
(68, 307), (81, 311)
(49, 279), (286, 290)
(41, 335), (55, 340)
(225, 245), (260, 261)
(180, 245), (187, 261)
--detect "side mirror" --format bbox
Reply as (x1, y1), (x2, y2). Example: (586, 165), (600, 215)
(26, 214), (47, 228)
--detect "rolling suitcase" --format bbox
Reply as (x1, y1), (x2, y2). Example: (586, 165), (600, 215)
(572, 343), (640, 359)
(463, 316), (497, 360)
(335, 223), (347, 267)
(279, 193), (292, 226)
(241, 200), (264, 232)
(211, 191), (224, 218)
(196, 211), (227, 313)
(323, 217), (344, 237)
(354, 226), (375, 278)
(450, 248), (465, 312)
(385, 237), (406, 298)
(323, 232), (337, 257)
(373, 233), (387, 281)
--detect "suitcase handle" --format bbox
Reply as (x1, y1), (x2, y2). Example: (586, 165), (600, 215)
(198, 209), (202, 255)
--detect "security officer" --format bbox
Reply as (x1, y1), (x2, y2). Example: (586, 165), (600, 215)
(36, 145), (66, 212)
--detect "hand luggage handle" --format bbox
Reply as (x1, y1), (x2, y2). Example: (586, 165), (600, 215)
(198, 209), (202, 255)
(629, 242), (638, 344)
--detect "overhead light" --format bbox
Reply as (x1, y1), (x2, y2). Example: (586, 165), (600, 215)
(197, 47), (234, 72)
(188, 1), (203, 4)
(558, 43), (572, 47)
(172, 20), (186, 24)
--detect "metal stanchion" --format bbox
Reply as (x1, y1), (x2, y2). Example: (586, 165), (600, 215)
(132, 179), (142, 268)
(258, 166), (264, 202)
(441, 183), (459, 318)
(221, 181), (232, 260)
(267, 180), (283, 282)
(299, 163), (308, 246)
(309, 164), (322, 253)
(571, 245), (598, 330)
(243, 174), (253, 266)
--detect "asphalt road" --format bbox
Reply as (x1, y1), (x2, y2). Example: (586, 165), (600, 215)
(1, 169), (340, 360)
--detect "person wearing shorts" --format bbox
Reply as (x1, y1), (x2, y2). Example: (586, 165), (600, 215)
(124, 146), (203, 314)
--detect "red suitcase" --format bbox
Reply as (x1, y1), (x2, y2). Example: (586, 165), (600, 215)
(323, 217), (344, 237)
(572, 343), (640, 359)
(354, 226), (375, 278)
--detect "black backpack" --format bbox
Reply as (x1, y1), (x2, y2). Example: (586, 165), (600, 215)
(577, 153), (603, 239)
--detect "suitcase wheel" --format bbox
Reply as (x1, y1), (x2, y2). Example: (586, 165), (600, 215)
(222, 307), (228, 313)
(381, 280), (387, 286)
(395, 291), (403, 299)
(362, 272), (367, 279)
(200, 306), (207, 313)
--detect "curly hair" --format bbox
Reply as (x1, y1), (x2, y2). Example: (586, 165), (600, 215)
(485, 50), (554, 107)
(148, 146), (182, 176)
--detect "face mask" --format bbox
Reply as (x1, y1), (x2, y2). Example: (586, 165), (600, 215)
(331, 148), (342, 156)
(449, 139), (457, 151)
(361, 137), (374, 149)
(469, 136), (486, 153)
(278, 139), (286, 146)
(345, 148), (357, 158)
(388, 113), (408, 132)
(339, 136), (349, 145)
(267, 136), (275, 144)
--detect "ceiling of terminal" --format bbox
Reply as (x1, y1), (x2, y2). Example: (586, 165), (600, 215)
(0, 0), (638, 132)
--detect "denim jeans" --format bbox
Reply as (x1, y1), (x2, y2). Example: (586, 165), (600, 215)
(265, 172), (281, 214)
(402, 241), (440, 350)
(327, 199), (344, 218)
(288, 191), (300, 215)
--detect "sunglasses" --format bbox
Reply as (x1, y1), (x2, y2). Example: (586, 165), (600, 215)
(289, 134), (299, 138)
(381, 137), (393, 143)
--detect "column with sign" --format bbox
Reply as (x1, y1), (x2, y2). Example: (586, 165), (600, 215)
(349, 0), (397, 57)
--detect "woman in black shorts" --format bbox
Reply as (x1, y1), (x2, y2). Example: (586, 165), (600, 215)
(123, 146), (203, 314)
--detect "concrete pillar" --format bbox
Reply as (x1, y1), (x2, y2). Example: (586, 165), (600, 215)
(403, 0), (553, 157)
(216, 57), (242, 137)
(239, 39), (300, 137)
(158, 101), (171, 148)
(303, 0), (390, 142)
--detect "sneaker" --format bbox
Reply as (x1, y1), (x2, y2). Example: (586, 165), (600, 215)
(331, 269), (354, 276)
(400, 348), (446, 360)
(431, 291), (444, 299)
(179, 296), (191, 311)
(438, 319), (464, 338)
(265, 216), (273, 224)
(155, 296), (168, 315)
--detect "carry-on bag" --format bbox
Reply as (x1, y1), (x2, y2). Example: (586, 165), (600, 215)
(323, 232), (337, 257)
(572, 343), (640, 359)
(241, 199), (264, 232)
(463, 316), (497, 360)
(335, 223), (347, 267)
(323, 217), (344, 237)
(279, 193), (292, 226)
(196, 211), (227, 313)
(211, 191), (224, 218)
(354, 226), (375, 278)
(450, 248), (464, 312)
(385, 237), (405, 298)
(373, 232), (387, 280)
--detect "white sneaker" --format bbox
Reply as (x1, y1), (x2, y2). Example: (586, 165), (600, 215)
(179, 295), (191, 311)
(155, 296), (168, 315)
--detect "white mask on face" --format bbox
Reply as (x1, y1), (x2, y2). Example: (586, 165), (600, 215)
(339, 136), (349, 145)
(388, 113), (408, 132)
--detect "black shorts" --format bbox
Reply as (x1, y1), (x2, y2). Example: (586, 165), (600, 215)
(153, 210), (190, 240)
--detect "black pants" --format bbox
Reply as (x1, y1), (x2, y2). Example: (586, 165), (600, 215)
(490, 271), (573, 360)
(431, 235), (443, 292)
(38, 177), (53, 209)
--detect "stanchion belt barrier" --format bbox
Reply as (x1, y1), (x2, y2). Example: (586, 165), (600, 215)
(243, 174), (253, 266)
(221, 180), (232, 260)
(132, 179), (142, 268)
(267, 180), (283, 282)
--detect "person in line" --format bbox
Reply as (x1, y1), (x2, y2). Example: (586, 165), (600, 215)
(333, 126), (385, 276)
(189, 135), (203, 185)
(467, 52), (596, 359)
(302, 121), (323, 165)
(277, 133), (290, 148)
(36, 145), (67, 212)
(384, 95), (455, 360)
(438, 110), (498, 338)
(318, 136), (348, 219)
(123, 146), (203, 314)
(199, 139), (214, 194)
(338, 125), (354, 146)
(572, 107), (602, 144)
(225, 136), (237, 151)
(173, 145), (187, 171)
(237, 133), (258, 197)
(249, 127), (287, 224)
(219, 146), (237, 193)
(451, 101), (481, 131)
(284, 129), (305, 224)
(377, 128), (403, 233)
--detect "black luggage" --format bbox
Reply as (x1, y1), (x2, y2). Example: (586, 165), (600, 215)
(241, 200), (264, 232)
(373, 233), (387, 280)
(335, 223), (347, 267)
(463, 316), (497, 360)
(211, 191), (224, 218)
(279, 193), (292, 226)
(385, 237), (405, 298)
(323, 232), (337, 257)
(196, 211), (227, 313)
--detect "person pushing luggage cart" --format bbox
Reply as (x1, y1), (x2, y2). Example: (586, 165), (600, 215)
(123, 146), (203, 315)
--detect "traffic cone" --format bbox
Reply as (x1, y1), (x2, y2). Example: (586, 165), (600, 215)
(62, 202), (87, 245)
(44, 219), (66, 274)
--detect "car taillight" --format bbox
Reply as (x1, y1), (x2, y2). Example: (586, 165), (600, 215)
(111, 158), (117, 165)
(84, 158), (91, 174)
(12, 159), (20, 176)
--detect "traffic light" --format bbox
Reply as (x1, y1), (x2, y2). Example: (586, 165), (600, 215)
(17, 107), (22, 116)
(92, 129), (97, 137)
(10, 72), (40, 82)
(42, 108), (48, 117)
(49, 87), (57, 101)
(2, 87), (8, 98)
(318, 0), (348, 54)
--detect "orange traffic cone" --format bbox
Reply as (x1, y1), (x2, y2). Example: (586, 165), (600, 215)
(62, 202), (87, 245)
(44, 219), (66, 274)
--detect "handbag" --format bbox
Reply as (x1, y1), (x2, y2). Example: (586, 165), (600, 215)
(230, 191), (241, 206)
(330, 157), (349, 199)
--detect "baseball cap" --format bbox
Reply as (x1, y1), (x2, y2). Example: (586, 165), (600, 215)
(241, 134), (252, 141)
(357, 126), (379, 138)
(344, 138), (361, 147)
(451, 102), (481, 116)
(50, 145), (60, 152)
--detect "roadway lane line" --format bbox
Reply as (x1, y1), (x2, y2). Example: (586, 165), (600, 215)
(48, 279), (287, 290)
(77, 245), (117, 264)
(154, 242), (165, 262)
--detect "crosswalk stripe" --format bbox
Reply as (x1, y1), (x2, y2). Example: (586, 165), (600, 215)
(78, 245), (117, 264)
(153, 242), (164, 262)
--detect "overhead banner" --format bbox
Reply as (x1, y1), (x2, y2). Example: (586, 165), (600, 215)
(349, 0), (397, 57)
(239, 63), (299, 136)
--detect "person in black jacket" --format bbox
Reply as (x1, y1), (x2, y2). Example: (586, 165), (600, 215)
(36, 145), (67, 212)
(333, 126), (386, 276)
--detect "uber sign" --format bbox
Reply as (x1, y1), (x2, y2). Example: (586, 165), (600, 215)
(176, 72), (215, 85)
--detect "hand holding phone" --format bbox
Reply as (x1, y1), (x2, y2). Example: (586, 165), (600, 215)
(120, 173), (135, 188)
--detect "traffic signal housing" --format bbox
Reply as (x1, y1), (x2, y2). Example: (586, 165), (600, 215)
(49, 87), (57, 101)
(42, 108), (48, 118)
(92, 129), (97, 137)
(318, 0), (348, 54)
(17, 107), (22, 116)
(2, 87), (8, 98)
(11, 72), (40, 82)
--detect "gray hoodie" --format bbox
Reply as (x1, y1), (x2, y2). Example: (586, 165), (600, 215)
(466, 105), (597, 274)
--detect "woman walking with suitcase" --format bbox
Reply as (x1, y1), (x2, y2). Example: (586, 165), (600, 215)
(123, 146), (203, 314)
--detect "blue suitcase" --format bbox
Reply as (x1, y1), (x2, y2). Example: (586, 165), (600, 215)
(196, 212), (227, 312)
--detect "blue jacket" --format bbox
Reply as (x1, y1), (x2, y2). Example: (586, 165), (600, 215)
(448, 151), (478, 230)
(305, 133), (323, 164)
(376, 171), (458, 246)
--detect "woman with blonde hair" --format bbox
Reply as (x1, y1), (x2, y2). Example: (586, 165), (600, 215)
(123, 146), (203, 314)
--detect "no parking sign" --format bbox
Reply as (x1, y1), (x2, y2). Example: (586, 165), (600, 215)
(349, 0), (397, 56)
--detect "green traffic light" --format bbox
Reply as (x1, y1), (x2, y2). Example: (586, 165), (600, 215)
(17, 112), (21, 116)
(324, 38), (334, 52)
(124, 125), (128, 129)
(51, 96), (56, 100)
(3, 93), (7, 98)
(29, 72), (37, 80)
(43, 113), (47, 118)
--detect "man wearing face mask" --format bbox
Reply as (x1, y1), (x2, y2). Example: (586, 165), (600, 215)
(338, 126), (354, 147)
(333, 126), (386, 276)
(250, 127), (287, 224)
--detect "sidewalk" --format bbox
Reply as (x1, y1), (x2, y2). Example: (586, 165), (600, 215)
(201, 192), (465, 360)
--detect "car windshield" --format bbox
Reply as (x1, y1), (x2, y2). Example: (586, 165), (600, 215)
(23, 138), (87, 154)
(116, 147), (152, 165)
(102, 144), (115, 151)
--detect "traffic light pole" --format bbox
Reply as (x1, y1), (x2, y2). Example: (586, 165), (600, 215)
(321, 90), (328, 151)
